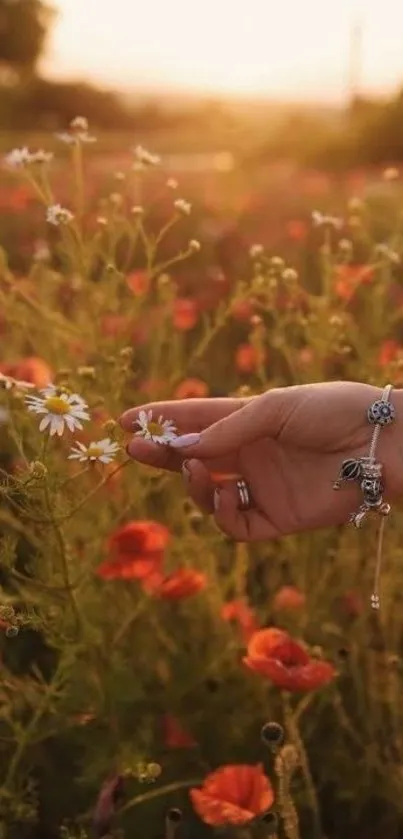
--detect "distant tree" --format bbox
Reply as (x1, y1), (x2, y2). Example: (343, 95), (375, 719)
(0, 0), (56, 80)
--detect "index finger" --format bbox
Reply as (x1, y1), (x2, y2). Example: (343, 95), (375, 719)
(118, 397), (248, 434)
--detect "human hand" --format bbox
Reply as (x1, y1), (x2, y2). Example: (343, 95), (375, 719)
(119, 382), (403, 541)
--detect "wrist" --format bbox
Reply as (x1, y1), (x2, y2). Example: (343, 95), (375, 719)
(381, 388), (403, 501)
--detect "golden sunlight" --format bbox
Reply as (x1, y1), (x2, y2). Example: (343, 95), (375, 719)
(43, 0), (403, 101)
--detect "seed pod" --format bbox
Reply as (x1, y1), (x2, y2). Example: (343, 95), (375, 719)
(261, 721), (285, 749)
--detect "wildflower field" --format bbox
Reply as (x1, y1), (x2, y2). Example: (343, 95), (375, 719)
(2, 121), (403, 839)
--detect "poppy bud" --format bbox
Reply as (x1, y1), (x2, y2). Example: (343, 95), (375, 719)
(188, 509), (204, 531)
(167, 808), (182, 822)
(165, 808), (182, 839)
(337, 647), (350, 660)
(261, 722), (285, 749)
(257, 810), (279, 835)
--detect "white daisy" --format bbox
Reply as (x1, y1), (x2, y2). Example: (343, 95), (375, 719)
(312, 211), (343, 229)
(25, 386), (90, 437)
(4, 147), (30, 167)
(174, 198), (191, 216)
(132, 145), (161, 167)
(68, 437), (120, 464)
(56, 118), (96, 145)
(134, 410), (177, 445)
(46, 204), (74, 226)
(4, 147), (53, 167)
(0, 372), (35, 391)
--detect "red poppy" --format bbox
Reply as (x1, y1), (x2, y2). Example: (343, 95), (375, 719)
(378, 339), (401, 367)
(297, 347), (315, 369)
(101, 314), (132, 339)
(174, 378), (209, 399)
(231, 300), (256, 323)
(235, 343), (266, 374)
(221, 599), (258, 644)
(243, 628), (335, 693)
(272, 586), (306, 612)
(96, 521), (170, 580)
(162, 714), (197, 748)
(138, 377), (166, 398)
(334, 264), (373, 302)
(143, 568), (207, 599)
(0, 356), (52, 388)
(286, 219), (308, 242)
(341, 590), (363, 618)
(190, 763), (274, 826)
(172, 298), (199, 331)
(126, 270), (150, 295)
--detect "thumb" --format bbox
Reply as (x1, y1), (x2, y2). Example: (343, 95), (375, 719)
(169, 386), (299, 459)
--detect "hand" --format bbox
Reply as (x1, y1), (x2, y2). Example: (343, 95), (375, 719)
(119, 382), (403, 542)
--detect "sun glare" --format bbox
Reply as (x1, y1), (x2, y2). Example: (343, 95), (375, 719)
(43, 0), (403, 101)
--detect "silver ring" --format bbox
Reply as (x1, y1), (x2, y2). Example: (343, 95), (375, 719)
(236, 479), (253, 511)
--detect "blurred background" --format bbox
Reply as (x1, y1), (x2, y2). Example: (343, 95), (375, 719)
(1, 0), (403, 167)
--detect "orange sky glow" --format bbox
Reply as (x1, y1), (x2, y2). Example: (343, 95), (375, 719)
(41, 0), (403, 102)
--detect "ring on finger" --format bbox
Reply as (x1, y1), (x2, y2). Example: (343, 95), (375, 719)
(236, 479), (253, 511)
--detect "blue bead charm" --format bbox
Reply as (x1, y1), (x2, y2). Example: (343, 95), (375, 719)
(367, 399), (395, 426)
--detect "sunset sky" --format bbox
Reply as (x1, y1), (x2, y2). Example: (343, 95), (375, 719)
(41, 0), (403, 102)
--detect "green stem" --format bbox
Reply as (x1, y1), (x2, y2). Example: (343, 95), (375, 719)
(283, 693), (323, 839)
(43, 482), (82, 633)
(120, 778), (202, 814)
(4, 663), (65, 790)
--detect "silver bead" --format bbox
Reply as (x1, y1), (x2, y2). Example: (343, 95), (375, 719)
(367, 399), (395, 426)
(350, 506), (368, 528)
(361, 477), (384, 507)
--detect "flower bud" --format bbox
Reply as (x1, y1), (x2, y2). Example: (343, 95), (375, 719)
(348, 197), (364, 212)
(282, 267), (298, 283)
(167, 808), (182, 823)
(0, 605), (15, 621)
(270, 256), (285, 271)
(102, 419), (118, 437)
(189, 239), (201, 253)
(119, 346), (134, 360)
(339, 238), (352, 253)
(70, 116), (88, 132)
(174, 198), (191, 215)
(77, 366), (96, 379)
(261, 721), (285, 748)
(29, 461), (48, 479)
(250, 244), (264, 259)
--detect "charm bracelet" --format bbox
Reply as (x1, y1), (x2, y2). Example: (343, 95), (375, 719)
(332, 384), (396, 610)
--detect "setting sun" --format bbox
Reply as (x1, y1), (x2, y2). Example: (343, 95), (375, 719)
(42, 0), (403, 101)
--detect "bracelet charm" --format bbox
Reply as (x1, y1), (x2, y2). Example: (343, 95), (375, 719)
(332, 385), (395, 608)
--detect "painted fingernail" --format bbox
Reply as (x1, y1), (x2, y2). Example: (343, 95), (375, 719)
(169, 433), (201, 449)
(214, 488), (221, 512)
(182, 460), (192, 483)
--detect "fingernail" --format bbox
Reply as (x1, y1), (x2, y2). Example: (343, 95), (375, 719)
(182, 460), (192, 483)
(170, 433), (201, 449)
(214, 488), (221, 512)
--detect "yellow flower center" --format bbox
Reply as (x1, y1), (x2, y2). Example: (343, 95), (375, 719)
(147, 421), (164, 437)
(87, 445), (104, 458)
(45, 396), (71, 415)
